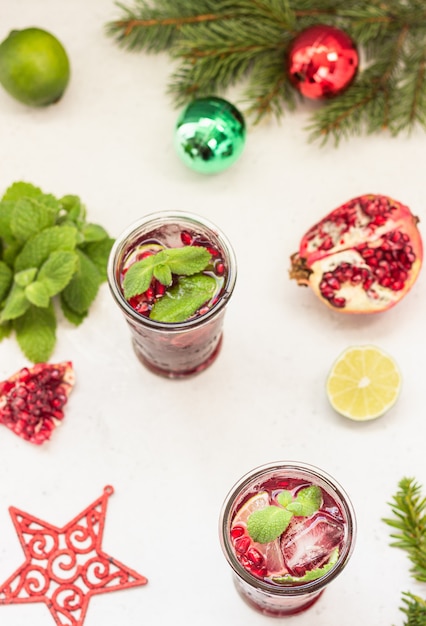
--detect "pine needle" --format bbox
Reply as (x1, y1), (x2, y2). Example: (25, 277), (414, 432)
(106, 0), (426, 142)
(384, 478), (426, 626)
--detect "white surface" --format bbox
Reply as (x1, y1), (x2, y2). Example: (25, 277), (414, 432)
(0, 2), (425, 625)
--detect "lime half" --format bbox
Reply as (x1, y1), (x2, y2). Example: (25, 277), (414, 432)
(326, 345), (402, 421)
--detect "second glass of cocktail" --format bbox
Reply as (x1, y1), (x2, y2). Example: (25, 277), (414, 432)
(107, 211), (237, 378)
(219, 461), (356, 616)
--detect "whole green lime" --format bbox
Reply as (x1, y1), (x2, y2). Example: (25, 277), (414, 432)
(0, 27), (70, 107)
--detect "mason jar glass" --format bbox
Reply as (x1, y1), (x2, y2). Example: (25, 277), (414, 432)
(219, 461), (356, 616)
(107, 211), (237, 378)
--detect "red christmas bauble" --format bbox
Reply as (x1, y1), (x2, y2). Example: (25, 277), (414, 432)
(287, 24), (359, 99)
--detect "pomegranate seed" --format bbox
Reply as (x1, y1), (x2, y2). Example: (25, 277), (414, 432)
(180, 230), (193, 245)
(155, 283), (166, 297)
(230, 525), (245, 539)
(246, 548), (264, 566)
(250, 565), (268, 578)
(215, 262), (225, 275)
(330, 296), (346, 308)
(234, 536), (250, 554)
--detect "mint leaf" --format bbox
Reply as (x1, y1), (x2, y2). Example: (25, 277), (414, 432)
(149, 274), (216, 323)
(14, 303), (56, 363)
(247, 506), (293, 544)
(287, 486), (322, 517)
(14, 268), (37, 288)
(14, 225), (78, 271)
(60, 297), (88, 326)
(2, 240), (22, 267)
(123, 247), (211, 300)
(153, 263), (172, 286)
(123, 255), (156, 298)
(81, 237), (114, 281)
(163, 246), (211, 275)
(2, 182), (43, 202)
(59, 195), (86, 222)
(277, 490), (293, 508)
(0, 261), (13, 301)
(10, 198), (57, 241)
(25, 281), (51, 308)
(81, 223), (109, 242)
(0, 283), (30, 321)
(2, 181), (50, 204)
(271, 548), (339, 585)
(37, 251), (78, 296)
(0, 321), (12, 341)
(0, 201), (15, 243)
(61, 250), (101, 314)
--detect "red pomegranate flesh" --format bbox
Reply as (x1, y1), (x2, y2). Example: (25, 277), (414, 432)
(289, 194), (423, 313)
(0, 362), (75, 444)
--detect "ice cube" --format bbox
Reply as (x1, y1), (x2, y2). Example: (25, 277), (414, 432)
(281, 513), (344, 577)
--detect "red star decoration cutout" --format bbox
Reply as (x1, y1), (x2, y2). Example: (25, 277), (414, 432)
(0, 486), (147, 625)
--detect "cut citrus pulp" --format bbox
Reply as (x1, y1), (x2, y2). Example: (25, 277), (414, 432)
(326, 345), (401, 421)
(231, 491), (285, 574)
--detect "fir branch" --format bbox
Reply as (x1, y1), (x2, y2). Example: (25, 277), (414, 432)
(384, 478), (426, 626)
(383, 478), (426, 582)
(106, 0), (426, 141)
(400, 592), (426, 626)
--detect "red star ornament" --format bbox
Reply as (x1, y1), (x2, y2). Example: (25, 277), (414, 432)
(0, 486), (147, 626)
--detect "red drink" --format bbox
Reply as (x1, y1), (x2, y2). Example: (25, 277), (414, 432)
(220, 462), (356, 616)
(108, 212), (237, 378)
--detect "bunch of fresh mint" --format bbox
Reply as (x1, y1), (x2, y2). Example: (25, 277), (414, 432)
(0, 182), (114, 362)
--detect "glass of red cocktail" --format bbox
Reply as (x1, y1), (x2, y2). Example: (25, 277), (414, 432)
(219, 461), (356, 616)
(108, 211), (237, 378)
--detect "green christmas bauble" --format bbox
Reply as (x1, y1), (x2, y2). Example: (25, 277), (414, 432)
(174, 97), (246, 174)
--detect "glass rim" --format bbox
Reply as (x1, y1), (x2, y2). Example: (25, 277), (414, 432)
(219, 461), (357, 596)
(107, 210), (237, 331)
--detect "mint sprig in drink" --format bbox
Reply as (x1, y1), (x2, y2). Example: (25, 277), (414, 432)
(108, 212), (237, 378)
(220, 462), (356, 616)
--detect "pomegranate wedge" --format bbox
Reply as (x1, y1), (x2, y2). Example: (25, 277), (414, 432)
(0, 361), (75, 444)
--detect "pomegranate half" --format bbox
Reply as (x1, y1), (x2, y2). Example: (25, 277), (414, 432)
(289, 194), (423, 313)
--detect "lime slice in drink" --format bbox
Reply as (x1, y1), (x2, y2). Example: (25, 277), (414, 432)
(232, 492), (285, 574)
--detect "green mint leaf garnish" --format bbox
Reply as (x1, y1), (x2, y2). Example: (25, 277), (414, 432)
(247, 486), (323, 545)
(123, 254), (156, 298)
(25, 281), (51, 308)
(37, 251), (78, 297)
(150, 274), (216, 323)
(14, 225), (78, 272)
(0, 321), (12, 341)
(271, 548), (339, 585)
(14, 303), (57, 363)
(10, 198), (57, 241)
(0, 181), (113, 362)
(123, 246), (211, 299)
(0, 261), (14, 299)
(277, 490), (293, 508)
(14, 268), (37, 288)
(60, 296), (88, 326)
(153, 263), (172, 286)
(81, 223), (110, 243)
(0, 283), (30, 322)
(164, 246), (211, 275)
(286, 486), (322, 517)
(61, 250), (101, 314)
(247, 506), (293, 544)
